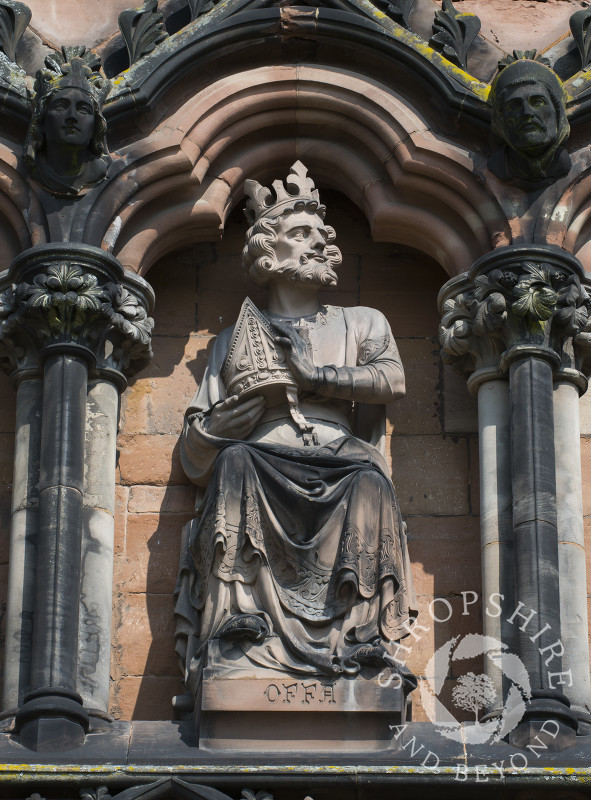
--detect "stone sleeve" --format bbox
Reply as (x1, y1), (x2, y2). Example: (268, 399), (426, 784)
(317, 307), (405, 403)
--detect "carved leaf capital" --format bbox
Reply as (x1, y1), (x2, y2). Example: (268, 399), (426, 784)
(0, 263), (153, 379)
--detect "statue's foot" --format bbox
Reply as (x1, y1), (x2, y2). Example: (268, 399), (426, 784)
(338, 641), (418, 692)
(340, 642), (389, 670)
(218, 614), (269, 643)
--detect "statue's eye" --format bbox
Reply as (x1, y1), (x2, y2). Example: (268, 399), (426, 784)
(50, 100), (69, 111)
(290, 228), (309, 240)
(77, 103), (92, 115)
(530, 96), (548, 107)
(504, 100), (521, 112)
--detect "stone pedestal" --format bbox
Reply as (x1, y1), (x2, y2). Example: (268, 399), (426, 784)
(196, 642), (407, 752)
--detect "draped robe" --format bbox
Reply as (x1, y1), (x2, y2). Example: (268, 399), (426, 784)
(174, 304), (417, 693)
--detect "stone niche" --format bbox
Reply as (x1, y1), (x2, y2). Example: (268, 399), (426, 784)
(108, 191), (482, 727)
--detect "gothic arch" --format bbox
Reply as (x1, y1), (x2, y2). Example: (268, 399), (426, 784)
(83, 65), (509, 277)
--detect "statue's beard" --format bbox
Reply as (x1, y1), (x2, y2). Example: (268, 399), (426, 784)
(273, 247), (342, 287)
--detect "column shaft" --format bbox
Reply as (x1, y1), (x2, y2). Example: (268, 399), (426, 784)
(2, 378), (43, 713)
(477, 379), (515, 705)
(17, 353), (90, 749)
(553, 380), (591, 722)
(510, 355), (561, 680)
(78, 379), (119, 717)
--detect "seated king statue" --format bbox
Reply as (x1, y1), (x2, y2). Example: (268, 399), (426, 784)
(174, 162), (417, 714)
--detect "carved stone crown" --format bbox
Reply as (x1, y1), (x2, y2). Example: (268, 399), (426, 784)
(33, 46), (111, 107)
(244, 161), (326, 225)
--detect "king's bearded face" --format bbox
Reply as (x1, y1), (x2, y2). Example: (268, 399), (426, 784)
(270, 210), (342, 286)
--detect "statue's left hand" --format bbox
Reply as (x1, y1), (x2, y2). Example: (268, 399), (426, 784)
(273, 321), (319, 392)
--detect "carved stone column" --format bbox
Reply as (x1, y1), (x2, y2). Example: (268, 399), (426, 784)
(0, 243), (153, 750)
(439, 244), (591, 748)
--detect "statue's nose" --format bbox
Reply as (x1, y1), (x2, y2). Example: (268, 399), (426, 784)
(309, 229), (325, 251)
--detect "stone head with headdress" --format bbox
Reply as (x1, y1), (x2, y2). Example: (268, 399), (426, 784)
(24, 46), (112, 196)
(488, 53), (571, 184)
(241, 161), (342, 288)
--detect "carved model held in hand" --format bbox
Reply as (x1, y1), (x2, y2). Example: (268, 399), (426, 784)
(24, 47), (111, 197)
(174, 162), (417, 701)
(488, 57), (571, 186)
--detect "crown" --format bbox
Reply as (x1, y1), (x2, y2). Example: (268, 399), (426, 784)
(244, 161), (325, 225)
(497, 50), (551, 72)
(33, 46), (111, 108)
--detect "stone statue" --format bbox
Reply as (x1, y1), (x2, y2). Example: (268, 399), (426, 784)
(488, 57), (571, 186)
(24, 47), (111, 197)
(174, 162), (417, 706)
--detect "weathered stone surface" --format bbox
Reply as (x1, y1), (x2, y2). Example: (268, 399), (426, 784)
(360, 253), (444, 338)
(581, 437), (591, 517)
(110, 676), (184, 721)
(115, 593), (178, 677)
(391, 339), (441, 436)
(390, 434), (472, 515)
(114, 512), (188, 594)
(0, 434), (14, 485)
(0, 487), (11, 564)
(114, 485), (128, 555)
(116, 434), (188, 486)
(455, 0), (580, 57)
(407, 535), (481, 597)
(128, 485), (195, 514)
(0, 377), (15, 435)
(24, 0), (176, 51)
(120, 336), (211, 436)
(580, 391), (591, 435)
(442, 362), (479, 434)
(148, 256), (199, 338)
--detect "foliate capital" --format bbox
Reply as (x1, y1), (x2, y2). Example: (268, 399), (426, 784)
(0, 243), (154, 386)
(438, 245), (591, 394)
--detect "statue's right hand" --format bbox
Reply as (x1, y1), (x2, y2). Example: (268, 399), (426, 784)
(202, 394), (266, 439)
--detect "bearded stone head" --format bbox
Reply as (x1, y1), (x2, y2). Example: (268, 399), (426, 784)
(242, 201), (343, 288)
(488, 58), (570, 183)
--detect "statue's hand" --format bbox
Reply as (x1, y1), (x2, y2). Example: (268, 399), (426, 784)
(203, 394), (265, 439)
(273, 321), (319, 392)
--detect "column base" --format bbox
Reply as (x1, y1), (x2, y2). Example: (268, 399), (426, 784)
(509, 690), (578, 752)
(15, 687), (89, 752)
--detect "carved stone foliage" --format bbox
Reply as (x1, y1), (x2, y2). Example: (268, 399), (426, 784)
(439, 247), (591, 391)
(372, 0), (414, 29)
(188, 0), (216, 21)
(570, 8), (591, 71)
(428, 0), (480, 70)
(119, 0), (168, 67)
(0, 245), (154, 381)
(0, 0), (30, 63)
